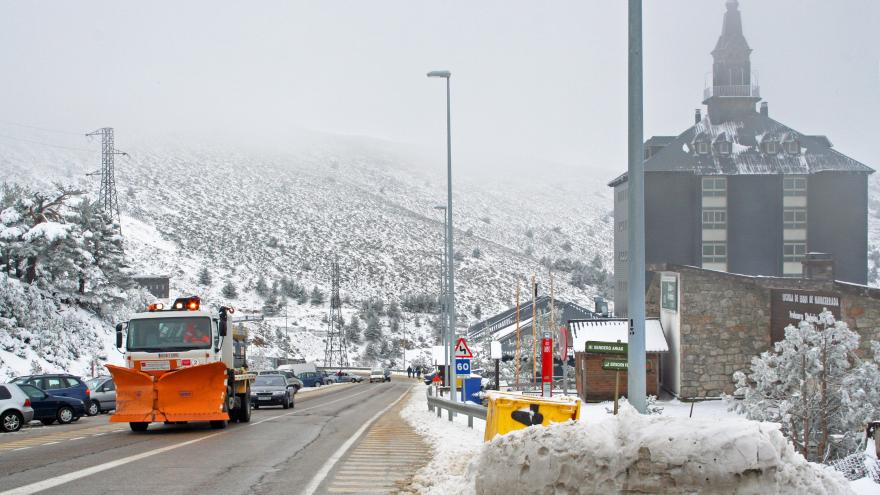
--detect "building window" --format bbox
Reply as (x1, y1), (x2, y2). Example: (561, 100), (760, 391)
(617, 220), (627, 232)
(702, 208), (727, 229)
(764, 140), (778, 154)
(702, 242), (727, 264)
(702, 177), (727, 197)
(716, 141), (731, 155)
(784, 139), (799, 154)
(696, 141), (710, 155)
(783, 207), (807, 229)
(617, 251), (628, 262)
(616, 189), (627, 203)
(783, 177), (807, 196)
(783, 242), (807, 262)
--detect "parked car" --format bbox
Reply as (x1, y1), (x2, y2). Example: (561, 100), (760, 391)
(16, 383), (85, 425)
(334, 371), (362, 383)
(84, 376), (116, 416)
(0, 384), (35, 433)
(250, 374), (295, 409)
(257, 370), (303, 393)
(296, 371), (324, 388)
(423, 372), (439, 385)
(318, 370), (337, 385)
(369, 369), (390, 383)
(10, 374), (94, 416)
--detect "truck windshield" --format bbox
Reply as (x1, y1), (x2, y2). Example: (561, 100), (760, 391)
(127, 317), (213, 352)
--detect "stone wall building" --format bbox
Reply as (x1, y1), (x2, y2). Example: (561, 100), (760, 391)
(647, 254), (880, 398)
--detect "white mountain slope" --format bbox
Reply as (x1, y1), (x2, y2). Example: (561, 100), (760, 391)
(0, 130), (612, 367)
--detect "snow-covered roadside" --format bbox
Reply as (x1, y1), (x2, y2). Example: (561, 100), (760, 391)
(402, 388), (874, 494)
(400, 384), (481, 495)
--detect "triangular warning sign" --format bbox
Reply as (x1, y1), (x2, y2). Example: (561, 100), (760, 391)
(454, 337), (473, 358)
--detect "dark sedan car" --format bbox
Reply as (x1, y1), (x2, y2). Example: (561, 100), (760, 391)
(250, 374), (295, 409)
(17, 383), (86, 425)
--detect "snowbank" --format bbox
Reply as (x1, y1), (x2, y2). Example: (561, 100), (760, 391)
(473, 402), (853, 495)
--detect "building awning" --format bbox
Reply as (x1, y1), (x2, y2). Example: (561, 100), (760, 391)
(569, 319), (669, 353)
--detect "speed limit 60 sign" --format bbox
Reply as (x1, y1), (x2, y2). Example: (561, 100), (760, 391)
(455, 358), (471, 374)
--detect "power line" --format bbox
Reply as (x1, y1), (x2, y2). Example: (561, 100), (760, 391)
(0, 120), (84, 136)
(0, 132), (92, 152)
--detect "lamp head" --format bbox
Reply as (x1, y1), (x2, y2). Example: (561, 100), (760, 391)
(427, 70), (451, 78)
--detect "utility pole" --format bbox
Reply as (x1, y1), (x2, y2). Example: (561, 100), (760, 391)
(627, 0), (647, 413)
(515, 282), (521, 389)
(532, 274), (537, 388)
(86, 127), (127, 229)
(434, 205), (448, 385)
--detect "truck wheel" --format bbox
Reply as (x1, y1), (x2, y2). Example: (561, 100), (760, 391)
(210, 420), (227, 429)
(130, 422), (149, 432)
(236, 393), (251, 423)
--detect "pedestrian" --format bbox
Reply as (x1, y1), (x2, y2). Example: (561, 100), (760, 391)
(416, 367), (422, 379)
(407, 366), (412, 378)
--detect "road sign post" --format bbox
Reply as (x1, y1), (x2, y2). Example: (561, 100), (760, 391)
(541, 331), (552, 397)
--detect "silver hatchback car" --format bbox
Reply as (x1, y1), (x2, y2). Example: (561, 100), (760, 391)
(1, 383), (35, 432)
(84, 376), (116, 416)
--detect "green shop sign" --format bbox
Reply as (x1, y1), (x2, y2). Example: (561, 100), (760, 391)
(585, 341), (627, 355)
(602, 358), (628, 371)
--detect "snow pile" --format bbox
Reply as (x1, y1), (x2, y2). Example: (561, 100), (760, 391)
(400, 385), (483, 495)
(472, 403), (853, 495)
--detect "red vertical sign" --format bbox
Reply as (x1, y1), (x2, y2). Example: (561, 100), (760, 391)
(541, 331), (553, 396)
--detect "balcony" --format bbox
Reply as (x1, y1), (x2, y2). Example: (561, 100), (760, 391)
(703, 84), (761, 100)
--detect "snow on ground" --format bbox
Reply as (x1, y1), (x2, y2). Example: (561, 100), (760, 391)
(401, 385), (483, 495)
(404, 388), (874, 494)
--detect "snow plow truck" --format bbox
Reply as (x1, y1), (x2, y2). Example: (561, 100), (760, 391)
(106, 296), (255, 431)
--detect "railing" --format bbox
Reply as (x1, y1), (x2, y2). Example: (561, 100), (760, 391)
(426, 386), (487, 428)
(703, 84), (760, 100)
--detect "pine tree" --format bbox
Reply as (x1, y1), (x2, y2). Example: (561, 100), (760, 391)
(197, 267), (212, 286)
(221, 281), (238, 299)
(310, 286), (325, 305)
(732, 310), (880, 461)
(255, 275), (269, 297)
(364, 316), (382, 342)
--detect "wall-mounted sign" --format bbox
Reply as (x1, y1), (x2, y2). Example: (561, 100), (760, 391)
(601, 358), (628, 371)
(661, 275), (678, 312)
(586, 341), (627, 355)
(770, 289), (842, 344)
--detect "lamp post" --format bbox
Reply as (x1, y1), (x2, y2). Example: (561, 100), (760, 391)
(427, 69), (457, 403)
(434, 204), (448, 387)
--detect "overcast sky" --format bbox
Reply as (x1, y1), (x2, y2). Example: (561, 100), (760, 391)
(1, 0), (878, 176)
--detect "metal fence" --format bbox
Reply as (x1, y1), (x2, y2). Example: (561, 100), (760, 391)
(426, 386), (487, 429)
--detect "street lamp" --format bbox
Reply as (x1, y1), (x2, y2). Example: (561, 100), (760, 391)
(427, 69), (457, 403)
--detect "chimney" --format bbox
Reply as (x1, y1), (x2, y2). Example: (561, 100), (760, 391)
(760, 102), (769, 117)
(802, 253), (835, 282)
(694, 108), (702, 124)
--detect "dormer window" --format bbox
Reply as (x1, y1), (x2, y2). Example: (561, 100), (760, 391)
(717, 141), (731, 155)
(696, 141), (710, 155)
(763, 140), (778, 154)
(784, 139), (799, 155)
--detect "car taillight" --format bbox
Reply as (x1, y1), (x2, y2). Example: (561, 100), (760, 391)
(86, 388), (90, 396)
(24, 399), (31, 407)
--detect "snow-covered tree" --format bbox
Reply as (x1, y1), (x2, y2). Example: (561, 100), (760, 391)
(221, 281), (238, 299)
(732, 311), (880, 461)
(197, 267), (212, 286)
(310, 286), (325, 305)
(255, 275), (269, 297)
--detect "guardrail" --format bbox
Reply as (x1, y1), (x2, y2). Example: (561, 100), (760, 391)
(426, 386), (487, 428)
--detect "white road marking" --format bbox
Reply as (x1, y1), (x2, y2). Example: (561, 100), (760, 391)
(69, 437), (84, 441)
(41, 442), (59, 446)
(299, 386), (411, 495)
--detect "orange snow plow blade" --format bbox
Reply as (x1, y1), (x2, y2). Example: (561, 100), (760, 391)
(106, 365), (156, 423)
(155, 362), (229, 422)
(106, 362), (229, 423)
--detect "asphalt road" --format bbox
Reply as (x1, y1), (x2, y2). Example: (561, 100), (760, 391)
(0, 381), (414, 495)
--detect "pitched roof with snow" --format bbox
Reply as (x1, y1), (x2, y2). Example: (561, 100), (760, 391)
(569, 319), (669, 353)
(609, 113), (873, 186)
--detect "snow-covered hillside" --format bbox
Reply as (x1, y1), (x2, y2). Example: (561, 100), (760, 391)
(0, 130), (612, 368)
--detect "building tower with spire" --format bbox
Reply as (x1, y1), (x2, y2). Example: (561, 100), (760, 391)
(608, 0), (873, 316)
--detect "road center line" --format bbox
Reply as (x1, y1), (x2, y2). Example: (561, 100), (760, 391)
(299, 385), (412, 495)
